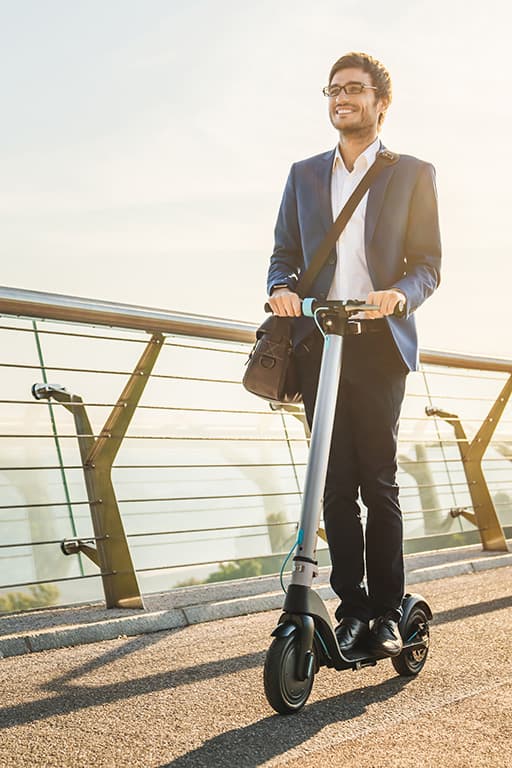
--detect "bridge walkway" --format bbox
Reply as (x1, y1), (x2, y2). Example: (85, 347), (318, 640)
(0, 566), (511, 767)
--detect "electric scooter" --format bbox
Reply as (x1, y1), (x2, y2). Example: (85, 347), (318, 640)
(263, 298), (432, 715)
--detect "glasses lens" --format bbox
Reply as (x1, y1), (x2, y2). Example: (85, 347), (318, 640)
(323, 83), (365, 97)
(344, 82), (364, 94)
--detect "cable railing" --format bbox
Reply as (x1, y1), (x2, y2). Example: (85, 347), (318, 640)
(0, 286), (510, 613)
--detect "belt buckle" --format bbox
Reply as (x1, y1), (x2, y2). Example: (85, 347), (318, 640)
(347, 320), (362, 336)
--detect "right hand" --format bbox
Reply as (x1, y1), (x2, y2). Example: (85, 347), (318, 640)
(267, 288), (302, 317)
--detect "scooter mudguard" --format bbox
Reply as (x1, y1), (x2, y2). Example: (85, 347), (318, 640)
(271, 621), (297, 639)
(400, 593), (433, 633)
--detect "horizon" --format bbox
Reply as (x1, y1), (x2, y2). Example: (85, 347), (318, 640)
(0, 0), (510, 359)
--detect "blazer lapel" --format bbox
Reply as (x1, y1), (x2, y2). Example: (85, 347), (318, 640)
(317, 149), (336, 234)
(365, 161), (397, 249)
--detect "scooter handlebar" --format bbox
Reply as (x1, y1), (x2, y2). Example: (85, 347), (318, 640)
(301, 298), (380, 317)
(264, 297), (406, 318)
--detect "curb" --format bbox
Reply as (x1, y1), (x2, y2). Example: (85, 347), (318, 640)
(1, 550), (511, 659)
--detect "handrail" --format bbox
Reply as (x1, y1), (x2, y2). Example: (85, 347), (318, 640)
(0, 286), (254, 344)
(1, 285), (511, 372)
(421, 349), (512, 374)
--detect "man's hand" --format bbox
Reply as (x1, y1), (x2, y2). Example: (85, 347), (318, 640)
(267, 288), (302, 317)
(365, 290), (406, 319)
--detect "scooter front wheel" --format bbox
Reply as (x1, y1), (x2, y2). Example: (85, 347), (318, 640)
(264, 634), (315, 714)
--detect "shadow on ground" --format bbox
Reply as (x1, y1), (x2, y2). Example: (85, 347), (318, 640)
(0, 631), (265, 730)
(1, 594), (510, 734)
(161, 676), (411, 768)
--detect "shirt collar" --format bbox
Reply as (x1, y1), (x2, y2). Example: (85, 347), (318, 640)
(333, 136), (381, 173)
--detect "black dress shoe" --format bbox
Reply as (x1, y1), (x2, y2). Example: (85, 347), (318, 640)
(368, 615), (403, 657)
(335, 617), (369, 652)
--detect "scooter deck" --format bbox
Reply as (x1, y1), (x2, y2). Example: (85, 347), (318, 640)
(341, 643), (390, 664)
(328, 636), (427, 670)
(333, 644), (400, 669)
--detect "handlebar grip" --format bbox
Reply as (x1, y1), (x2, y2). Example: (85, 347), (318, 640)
(393, 299), (406, 318)
(302, 298), (315, 317)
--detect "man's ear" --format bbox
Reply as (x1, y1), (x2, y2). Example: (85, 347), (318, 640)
(379, 96), (390, 113)
(378, 97), (390, 128)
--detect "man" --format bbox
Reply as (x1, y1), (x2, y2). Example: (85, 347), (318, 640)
(267, 52), (441, 657)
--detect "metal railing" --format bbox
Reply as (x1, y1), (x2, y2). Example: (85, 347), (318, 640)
(0, 286), (510, 612)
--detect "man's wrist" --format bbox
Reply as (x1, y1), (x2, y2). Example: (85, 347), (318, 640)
(270, 284), (290, 295)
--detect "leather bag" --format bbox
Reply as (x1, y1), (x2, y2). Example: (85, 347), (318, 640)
(243, 313), (301, 403)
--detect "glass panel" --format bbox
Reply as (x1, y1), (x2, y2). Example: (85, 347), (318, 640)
(0, 315), (509, 609)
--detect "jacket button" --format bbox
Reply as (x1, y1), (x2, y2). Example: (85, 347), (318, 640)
(328, 256), (336, 265)
(319, 292), (327, 299)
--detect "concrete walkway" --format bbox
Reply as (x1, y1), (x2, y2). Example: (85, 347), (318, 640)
(0, 563), (511, 766)
(1, 541), (511, 658)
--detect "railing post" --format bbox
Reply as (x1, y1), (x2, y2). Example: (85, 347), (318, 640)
(426, 373), (512, 552)
(32, 332), (165, 608)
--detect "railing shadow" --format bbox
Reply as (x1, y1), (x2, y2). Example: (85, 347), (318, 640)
(0, 638), (265, 730)
(1, 594), (510, 734)
(160, 676), (411, 768)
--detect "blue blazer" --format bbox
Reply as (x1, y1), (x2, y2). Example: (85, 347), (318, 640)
(267, 147), (442, 371)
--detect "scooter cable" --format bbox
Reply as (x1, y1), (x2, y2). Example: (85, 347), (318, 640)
(279, 528), (304, 593)
(313, 307), (329, 341)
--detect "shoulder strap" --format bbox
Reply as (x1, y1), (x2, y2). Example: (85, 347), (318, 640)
(296, 149), (399, 298)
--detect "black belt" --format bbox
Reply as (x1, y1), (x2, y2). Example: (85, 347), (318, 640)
(348, 319), (386, 335)
(299, 319), (386, 355)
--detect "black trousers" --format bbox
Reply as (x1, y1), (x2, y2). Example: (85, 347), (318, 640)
(295, 323), (408, 623)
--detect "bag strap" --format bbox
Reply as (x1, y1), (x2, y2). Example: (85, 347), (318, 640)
(295, 149), (400, 298)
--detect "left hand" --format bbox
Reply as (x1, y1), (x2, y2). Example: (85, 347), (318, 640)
(365, 290), (406, 319)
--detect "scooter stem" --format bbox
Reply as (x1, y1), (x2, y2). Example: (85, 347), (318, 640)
(290, 332), (343, 587)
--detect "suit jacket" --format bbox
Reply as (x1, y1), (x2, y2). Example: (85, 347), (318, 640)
(267, 146), (442, 371)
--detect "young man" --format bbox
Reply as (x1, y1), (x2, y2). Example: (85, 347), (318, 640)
(267, 52), (441, 656)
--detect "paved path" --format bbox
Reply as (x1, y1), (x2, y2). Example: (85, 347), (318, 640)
(1, 567), (511, 767)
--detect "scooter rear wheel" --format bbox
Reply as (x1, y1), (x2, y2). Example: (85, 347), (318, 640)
(392, 605), (430, 676)
(264, 634), (315, 714)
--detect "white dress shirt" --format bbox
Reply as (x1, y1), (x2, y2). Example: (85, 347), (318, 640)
(327, 137), (380, 303)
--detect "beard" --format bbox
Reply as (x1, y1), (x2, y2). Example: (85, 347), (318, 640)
(333, 116), (378, 143)
(329, 104), (382, 139)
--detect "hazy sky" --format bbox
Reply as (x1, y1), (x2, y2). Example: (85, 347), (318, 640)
(1, 0), (510, 357)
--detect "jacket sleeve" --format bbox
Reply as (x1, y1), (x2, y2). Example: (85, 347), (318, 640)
(392, 162), (442, 316)
(266, 164), (304, 295)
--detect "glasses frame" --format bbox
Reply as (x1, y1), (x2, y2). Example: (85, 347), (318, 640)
(322, 82), (378, 98)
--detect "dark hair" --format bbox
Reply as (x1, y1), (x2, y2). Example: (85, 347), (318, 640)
(329, 51), (392, 106)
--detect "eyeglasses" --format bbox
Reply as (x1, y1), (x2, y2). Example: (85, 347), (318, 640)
(322, 82), (377, 98)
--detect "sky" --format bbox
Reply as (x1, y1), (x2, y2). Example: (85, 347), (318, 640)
(0, 0), (511, 357)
